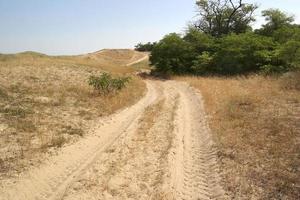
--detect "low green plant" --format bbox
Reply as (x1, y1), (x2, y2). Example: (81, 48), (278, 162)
(88, 73), (130, 95)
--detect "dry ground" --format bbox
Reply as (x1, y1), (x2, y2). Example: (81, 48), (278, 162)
(0, 80), (225, 200)
(2, 49), (299, 200)
(0, 50), (146, 180)
(176, 73), (300, 199)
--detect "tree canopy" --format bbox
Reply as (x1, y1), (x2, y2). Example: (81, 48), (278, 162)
(257, 9), (295, 36)
(194, 0), (257, 37)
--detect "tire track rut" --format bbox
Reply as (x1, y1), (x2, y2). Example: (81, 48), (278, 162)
(0, 81), (159, 200)
(0, 80), (226, 200)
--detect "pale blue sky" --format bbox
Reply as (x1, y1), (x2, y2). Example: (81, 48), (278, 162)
(0, 0), (299, 55)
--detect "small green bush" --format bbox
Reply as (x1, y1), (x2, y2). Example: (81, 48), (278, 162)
(88, 73), (130, 95)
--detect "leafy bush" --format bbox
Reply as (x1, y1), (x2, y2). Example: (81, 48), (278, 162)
(273, 25), (300, 44)
(278, 40), (300, 69)
(213, 33), (278, 75)
(191, 52), (213, 75)
(88, 73), (130, 95)
(183, 28), (214, 54)
(150, 33), (195, 74)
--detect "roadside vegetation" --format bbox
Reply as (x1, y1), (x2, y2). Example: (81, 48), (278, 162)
(137, 0), (300, 199)
(0, 50), (145, 179)
(147, 1), (300, 75)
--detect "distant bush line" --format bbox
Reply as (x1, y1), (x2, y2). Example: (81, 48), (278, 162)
(134, 42), (156, 52)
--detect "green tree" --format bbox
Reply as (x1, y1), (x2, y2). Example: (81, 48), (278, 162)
(194, 0), (257, 37)
(257, 9), (295, 36)
(191, 51), (214, 75)
(273, 25), (300, 43)
(183, 27), (214, 54)
(213, 33), (277, 74)
(278, 40), (300, 69)
(150, 33), (194, 74)
(134, 42), (157, 52)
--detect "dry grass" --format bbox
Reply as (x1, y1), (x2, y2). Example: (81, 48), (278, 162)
(176, 72), (300, 199)
(0, 51), (146, 179)
(130, 59), (151, 70)
(78, 49), (148, 73)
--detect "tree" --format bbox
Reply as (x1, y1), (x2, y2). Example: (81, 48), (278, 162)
(134, 42), (157, 52)
(194, 0), (257, 37)
(183, 27), (214, 54)
(191, 51), (214, 74)
(213, 33), (277, 74)
(150, 33), (195, 74)
(257, 9), (295, 36)
(273, 25), (300, 43)
(278, 40), (300, 70)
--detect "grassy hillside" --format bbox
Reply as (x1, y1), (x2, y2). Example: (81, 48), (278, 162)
(0, 50), (146, 178)
(176, 73), (300, 199)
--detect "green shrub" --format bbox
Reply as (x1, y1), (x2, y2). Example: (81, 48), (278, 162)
(191, 52), (213, 75)
(183, 28), (214, 54)
(273, 26), (300, 44)
(150, 33), (195, 74)
(278, 40), (300, 70)
(88, 73), (130, 95)
(260, 64), (288, 74)
(212, 33), (277, 75)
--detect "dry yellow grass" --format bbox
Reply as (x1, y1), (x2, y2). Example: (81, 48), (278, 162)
(176, 73), (300, 199)
(78, 49), (148, 73)
(0, 50), (146, 179)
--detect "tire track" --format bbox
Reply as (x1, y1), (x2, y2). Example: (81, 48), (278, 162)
(168, 81), (226, 200)
(62, 82), (179, 200)
(0, 80), (226, 200)
(0, 81), (160, 200)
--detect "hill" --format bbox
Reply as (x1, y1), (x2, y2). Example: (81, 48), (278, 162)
(0, 49), (147, 179)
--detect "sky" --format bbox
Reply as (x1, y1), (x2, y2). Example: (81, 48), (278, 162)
(0, 0), (299, 55)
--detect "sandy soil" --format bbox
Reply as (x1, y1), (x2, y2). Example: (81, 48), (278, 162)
(0, 80), (225, 200)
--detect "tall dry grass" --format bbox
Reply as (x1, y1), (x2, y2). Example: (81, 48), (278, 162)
(0, 51), (146, 179)
(176, 72), (300, 199)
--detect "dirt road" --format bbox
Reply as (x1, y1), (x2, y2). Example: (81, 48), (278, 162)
(0, 80), (225, 200)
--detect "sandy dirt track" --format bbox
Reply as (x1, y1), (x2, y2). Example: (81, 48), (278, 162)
(0, 80), (225, 200)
